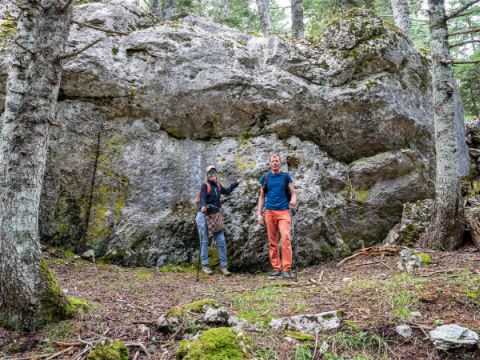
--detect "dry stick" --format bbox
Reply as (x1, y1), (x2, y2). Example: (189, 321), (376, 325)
(10, 355), (50, 360)
(72, 346), (91, 360)
(125, 343), (149, 357)
(73, 21), (131, 35)
(131, 319), (156, 324)
(379, 260), (393, 270)
(60, 38), (103, 60)
(45, 346), (74, 360)
(14, 39), (35, 55)
(447, 0), (480, 19)
(133, 351), (140, 360)
(61, 0), (75, 11)
(337, 252), (361, 267)
(31, 0), (46, 10)
(52, 341), (84, 346)
(318, 270), (324, 283)
(80, 124), (104, 253)
(312, 332), (319, 360)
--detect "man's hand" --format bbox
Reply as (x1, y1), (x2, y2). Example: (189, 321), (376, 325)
(201, 206), (207, 213)
(257, 214), (265, 226)
(289, 201), (296, 209)
(237, 178), (243, 183)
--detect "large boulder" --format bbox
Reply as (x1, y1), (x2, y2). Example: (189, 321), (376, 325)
(0, 3), (443, 270)
(430, 325), (479, 351)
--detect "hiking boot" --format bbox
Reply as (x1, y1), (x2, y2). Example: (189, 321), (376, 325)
(219, 266), (231, 277)
(202, 265), (214, 275)
(283, 270), (294, 280)
(268, 270), (284, 280)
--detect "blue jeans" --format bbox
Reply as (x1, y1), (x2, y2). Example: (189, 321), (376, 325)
(196, 212), (227, 266)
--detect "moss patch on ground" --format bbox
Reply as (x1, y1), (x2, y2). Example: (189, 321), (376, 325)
(176, 327), (251, 360)
(87, 339), (129, 360)
(67, 297), (90, 312)
(184, 299), (222, 312)
(413, 252), (433, 265)
(284, 330), (314, 341)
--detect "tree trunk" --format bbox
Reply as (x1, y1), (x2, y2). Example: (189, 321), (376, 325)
(470, 84), (480, 119)
(222, 0), (228, 25)
(134, 0), (140, 5)
(341, 0), (346, 13)
(150, 0), (162, 17)
(291, 0), (304, 37)
(0, 0), (75, 331)
(425, 0), (465, 251)
(163, 0), (178, 21)
(391, 0), (412, 40)
(256, 0), (272, 34)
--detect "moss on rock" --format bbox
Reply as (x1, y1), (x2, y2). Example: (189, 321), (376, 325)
(67, 296), (90, 312)
(413, 252), (433, 265)
(167, 305), (187, 318)
(284, 330), (314, 341)
(184, 299), (222, 313)
(176, 327), (252, 360)
(87, 339), (129, 360)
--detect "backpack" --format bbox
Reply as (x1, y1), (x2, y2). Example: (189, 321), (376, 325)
(262, 172), (291, 201)
(197, 182), (221, 208)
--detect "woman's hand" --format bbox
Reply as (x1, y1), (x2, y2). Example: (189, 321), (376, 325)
(237, 178), (243, 183)
(201, 206), (207, 213)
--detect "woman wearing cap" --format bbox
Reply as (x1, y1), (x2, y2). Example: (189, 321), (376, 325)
(196, 166), (242, 276)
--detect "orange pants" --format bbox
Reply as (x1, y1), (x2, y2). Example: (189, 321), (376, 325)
(265, 210), (292, 271)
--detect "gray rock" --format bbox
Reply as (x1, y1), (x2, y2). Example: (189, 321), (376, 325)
(272, 310), (342, 335)
(0, 3), (441, 270)
(466, 119), (480, 143)
(204, 307), (229, 323)
(138, 324), (149, 335)
(396, 325), (412, 338)
(284, 336), (298, 343)
(469, 148), (480, 158)
(410, 311), (422, 318)
(400, 199), (433, 233)
(430, 325), (479, 351)
(397, 249), (422, 274)
(81, 250), (95, 263)
(468, 196), (480, 207)
(382, 223), (401, 246)
(228, 316), (249, 329)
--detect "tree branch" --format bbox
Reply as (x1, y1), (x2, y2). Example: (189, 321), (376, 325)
(443, 59), (480, 64)
(73, 21), (131, 35)
(449, 10), (474, 19)
(61, 0), (75, 12)
(450, 39), (480, 48)
(59, 38), (103, 60)
(31, 0), (46, 10)
(14, 39), (35, 55)
(448, 27), (480, 37)
(447, 0), (480, 20)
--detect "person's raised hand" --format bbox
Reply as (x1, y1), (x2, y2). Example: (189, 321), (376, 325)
(201, 206), (207, 213)
(257, 214), (265, 226)
(237, 178), (243, 183)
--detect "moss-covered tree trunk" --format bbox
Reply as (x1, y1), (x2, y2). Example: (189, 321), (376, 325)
(425, 0), (465, 250)
(391, 0), (411, 40)
(0, 0), (76, 331)
(291, 0), (304, 37)
(256, 0), (272, 34)
(150, 0), (162, 18)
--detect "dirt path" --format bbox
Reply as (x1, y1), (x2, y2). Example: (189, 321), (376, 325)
(1, 245), (480, 359)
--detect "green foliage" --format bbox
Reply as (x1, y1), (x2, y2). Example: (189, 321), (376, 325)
(87, 340), (129, 360)
(284, 330), (314, 341)
(397, 224), (420, 247)
(176, 327), (251, 360)
(413, 252), (433, 265)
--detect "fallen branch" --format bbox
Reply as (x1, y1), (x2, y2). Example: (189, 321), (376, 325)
(46, 346), (74, 360)
(31, 0), (46, 10)
(447, 0), (480, 20)
(337, 252), (361, 267)
(60, 38), (103, 60)
(125, 342), (149, 357)
(133, 351), (140, 360)
(73, 21), (131, 35)
(131, 319), (156, 324)
(443, 59), (480, 65)
(61, 0), (75, 11)
(318, 270), (324, 283)
(379, 260), (393, 270)
(52, 341), (84, 346)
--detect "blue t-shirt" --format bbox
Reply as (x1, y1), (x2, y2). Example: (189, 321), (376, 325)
(259, 171), (293, 210)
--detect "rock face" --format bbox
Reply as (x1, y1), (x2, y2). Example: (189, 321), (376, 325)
(430, 325), (479, 351)
(0, 2), (443, 270)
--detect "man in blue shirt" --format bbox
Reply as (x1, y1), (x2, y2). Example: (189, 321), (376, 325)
(257, 154), (297, 279)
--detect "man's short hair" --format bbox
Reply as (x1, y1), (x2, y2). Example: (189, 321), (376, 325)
(269, 154), (281, 162)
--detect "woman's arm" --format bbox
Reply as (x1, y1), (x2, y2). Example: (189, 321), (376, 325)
(220, 178), (242, 195)
(199, 184), (208, 210)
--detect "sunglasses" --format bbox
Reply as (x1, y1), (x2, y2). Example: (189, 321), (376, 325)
(208, 170), (217, 175)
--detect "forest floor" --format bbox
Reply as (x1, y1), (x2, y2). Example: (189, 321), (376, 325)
(1, 245), (480, 360)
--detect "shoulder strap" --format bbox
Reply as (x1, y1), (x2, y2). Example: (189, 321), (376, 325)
(206, 183), (211, 194)
(263, 172), (270, 194)
(283, 172), (291, 200)
(197, 183), (210, 203)
(217, 183), (221, 190)
(283, 172), (289, 184)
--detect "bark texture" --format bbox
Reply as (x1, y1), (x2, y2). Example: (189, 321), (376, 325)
(163, 0), (178, 21)
(391, 0), (412, 40)
(465, 210), (480, 251)
(150, 0), (162, 18)
(256, 0), (272, 33)
(222, 0), (228, 25)
(291, 0), (305, 37)
(425, 0), (465, 250)
(0, 0), (75, 331)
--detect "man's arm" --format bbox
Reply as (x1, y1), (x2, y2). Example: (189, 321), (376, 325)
(289, 182), (297, 209)
(257, 186), (266, 226)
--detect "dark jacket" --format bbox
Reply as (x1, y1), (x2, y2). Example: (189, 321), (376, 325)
(198, 180), (239, 213)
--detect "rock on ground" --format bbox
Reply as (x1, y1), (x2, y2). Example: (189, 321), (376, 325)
(430, 325), (479, 351)
(228, 316), (249, 329)
(397, 249), (422, 274)
(395, 325), (412, 338)
(0, 3), (449, 270)
(204, 307), (229, 323)
(269, 310), (342, 334)
(81, 250), (95, 263)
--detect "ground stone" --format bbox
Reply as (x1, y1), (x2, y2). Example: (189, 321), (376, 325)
(469, 148), (480, 158)
(81, 250), (95, 263)
(397, 249), (423, 274)
(204, 307), (229, 323)
(430, 325), (479, 351)
(468, 196), (480, 207)
(396, 325), (412, 338)
(228, 316), (249, 329)
(270, 310), (342, 334)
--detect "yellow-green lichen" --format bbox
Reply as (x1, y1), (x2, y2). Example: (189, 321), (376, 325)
(184, 299), (222, 312)
(284, 330), (314, 341)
